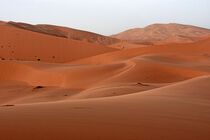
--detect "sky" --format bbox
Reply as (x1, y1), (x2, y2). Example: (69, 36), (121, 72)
(0, 0), (210, 35)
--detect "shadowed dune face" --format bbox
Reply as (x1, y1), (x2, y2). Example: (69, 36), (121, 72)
(36, 24), (121, 46)
(0, 24), (117, 62)
(112, 23), (210, 45)
(7, 21), (120, 45)
(7, 21), (68, 38)
(0, 21), (210, 140)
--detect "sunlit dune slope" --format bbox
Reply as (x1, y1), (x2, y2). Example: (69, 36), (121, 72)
(0, 37), (209, 104)
(7, 21), (120, 45)
(0, 24), (117, 62)
(70, 37), (210, 65)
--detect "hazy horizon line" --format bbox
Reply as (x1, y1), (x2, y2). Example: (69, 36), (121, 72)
(1, 19), (210, 36)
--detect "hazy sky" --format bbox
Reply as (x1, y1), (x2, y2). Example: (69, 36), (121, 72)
(0, 0), (210, 35)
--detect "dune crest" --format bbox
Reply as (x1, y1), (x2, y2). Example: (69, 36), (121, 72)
(0, 23), (116, 63)
(7, 21), (120, 45)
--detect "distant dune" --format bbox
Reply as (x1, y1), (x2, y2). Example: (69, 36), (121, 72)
(0, 21), (6, 25)
(155, 34), (210, 45)
(8, 21), (120, 45)
(112, 23), (210, 44)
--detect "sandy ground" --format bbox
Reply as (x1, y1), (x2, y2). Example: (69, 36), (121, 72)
(0, 22), (210, 140)
(0, 76), (210, 140)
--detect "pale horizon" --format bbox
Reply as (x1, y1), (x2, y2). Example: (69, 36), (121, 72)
(1, 0), (210, 35)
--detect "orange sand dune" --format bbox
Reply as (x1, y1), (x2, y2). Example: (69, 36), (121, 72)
(0, 80), (82, 105)
(0, 60), (126, 89)
(0, 36), (209, 105)
(0, 40), (209, 104)
(155, 34), (210, 45)
(112, 23), (210, 44)
(0, 21), (6, 25)
(70, 37), (210, 65)
(108, 40), (150, 49)
(36, 24), (120, 45)
(7, 21), (120, 45)
(0, 24), (116, 63)
(0, 76), (210, 140)
(0, 59), (166, 104)
(1, 21), (210, 140)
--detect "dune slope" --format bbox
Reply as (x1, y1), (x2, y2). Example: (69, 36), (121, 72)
(1, 21), (210, 140)
(112, 23), (210, 44)
(0, 24), (116, 63)
(0, 76), (210, 140)
(7, 21), (120, 45)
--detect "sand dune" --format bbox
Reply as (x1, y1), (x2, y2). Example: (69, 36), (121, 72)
(70, 37), (210, 65)
(112, 23), (210, 44)
(155, 34), (210, 45)
(0, 21), (6, 25)
(0, 37), (209, 104)
(0, 76), (210, 140)
(0, 24), (116, 62)
(0, 21), (210, 140)
(8, 21), (120, 45)
(0, 61), (127, 88)
(108, 40), (150, 49)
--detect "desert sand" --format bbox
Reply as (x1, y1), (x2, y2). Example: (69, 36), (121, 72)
(8, 21), (120, 45)
(112, 23), (210, 45)
(0, 21), (210, 140)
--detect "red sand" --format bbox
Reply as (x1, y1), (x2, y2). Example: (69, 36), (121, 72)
(1, 76), (210, 140)
(0, 21), (210, 140)
(8, 21), (120, 45)
(0, 24), (117, 63)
